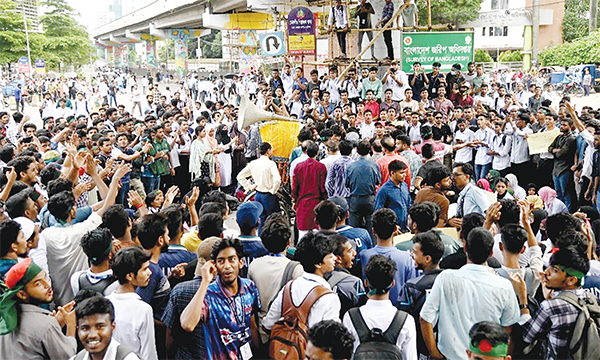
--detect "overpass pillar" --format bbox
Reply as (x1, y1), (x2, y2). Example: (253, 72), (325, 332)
(146, 40), (157, 68)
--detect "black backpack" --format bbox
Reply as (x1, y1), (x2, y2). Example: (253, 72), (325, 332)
(348, 308), (408, 360)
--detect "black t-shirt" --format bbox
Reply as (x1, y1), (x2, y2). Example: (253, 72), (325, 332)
(417, 160), (446, 186)
(357, 3), (374, 28)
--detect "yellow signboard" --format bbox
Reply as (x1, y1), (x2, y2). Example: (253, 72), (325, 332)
(288, 35), (315, 55)
(526, 128), (560, 155)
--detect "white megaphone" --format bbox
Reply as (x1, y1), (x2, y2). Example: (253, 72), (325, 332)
(237, 95), (298, 131)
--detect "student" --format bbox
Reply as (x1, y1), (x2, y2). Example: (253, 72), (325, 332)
(374, 160), (412, 231)
(360, 208), (417, 306)
(72, 295), (141, 360)
(180, 238), (261, 358)
(70, 228), (119, 297)
(343, 255), (417, 360)
(0, 259), (77, 359)
(158, 204), (196, 278)
(514, 246), (592, 360)
(0, 219), (29, 278)
(466, 321), (511, 360)
(107, 246), (158, 360)
(306, 320), (355, 360)
(236, 201), (269, 275)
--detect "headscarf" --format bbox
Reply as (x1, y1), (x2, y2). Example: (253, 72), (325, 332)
(205, 124), (218, 150)
(538, 186), (557, 208)
(486, 170), (501, 189)
(229, 120), (247, 148)
(476, 179), (493, 192)
(0, 259), (43, 334)
(506, 174), (526, 200)
(216, 124), (231, 145)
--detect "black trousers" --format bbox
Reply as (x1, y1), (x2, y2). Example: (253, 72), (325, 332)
(336, 30), (347, 55)
(383, 30), (393, 59)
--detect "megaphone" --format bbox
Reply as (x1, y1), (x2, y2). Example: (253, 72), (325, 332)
(237, 95), (297, 131)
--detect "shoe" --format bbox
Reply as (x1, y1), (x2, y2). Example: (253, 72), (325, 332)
(371, 56), (377, 61)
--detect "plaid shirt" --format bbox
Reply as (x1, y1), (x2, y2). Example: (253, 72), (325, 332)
(161, 277), (207, 360)
(381, 1), (394, 22)
(522, 289), (587, 360)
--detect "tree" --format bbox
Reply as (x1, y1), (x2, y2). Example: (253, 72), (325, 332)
(200, 30), (222, 58)
(0, 0), (29, 65)
(539, 30), (600, 66)
(563, 0), (598, 42)
(474, 49), (494, 62)
(417, 0), (484, 28)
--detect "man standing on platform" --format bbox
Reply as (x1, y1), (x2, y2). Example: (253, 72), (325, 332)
(376, 0), (394, 61)
(328, 0), (349, 58)
(356, 0), (376, 60)
(237, 143), (282, 234)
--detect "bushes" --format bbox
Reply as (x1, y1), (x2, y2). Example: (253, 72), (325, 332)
(539, 31), (600, 67)
(498, 50), (523, 62)
(474, 49), (494, 63)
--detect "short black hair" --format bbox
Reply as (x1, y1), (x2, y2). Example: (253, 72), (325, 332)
(261, 213), (291, 253)
(497, 199), (520, 228)
(198, 213), (223, 239)
(0, 145), (14, 163)
(409, 202), (439, 232)
(500, 224), (528, 254)
(461, 213), (485, 240)
(314, 201), (339, 230)
(306, 141), (319, 158)
(549, 246), (590, 285)
(339, 140), (352, 156)
(466, 227), (494, 264)
(554, 229), (588, 254)
(136, 213), (168, 250)
(295, 232), (336, 273)
(372, 208), (397, 240)
(453, 162), (473, 179)
(200, 202), (226, 218)
(422, 143), (435, 159)
(414, 230), (444, 264)
(211, 237), (243, 260)
(357, 140), (371, 156)
(47, 178), (73, 198)
(48, 191), (75, 221)
(7, 156), (34, 180)
(202, 190), (227, 208)
(469, 321), (509, 354)
(428, 166), (451, 186)
(112, 246), (151, 285)
(101, 205), (130, 239)
(546, 213), (581, 243)
(75, 295), (115, 323)
(307, 320), (354, 360)
(5, 189), (32, 219)
(0, 219), (21, 257)
(40, 164), (61, 187)
(80, 228), (113, 266)
(259, 142), (272, 155)
(161, 204), (184, 240)
(365, 254), (396, 293)
(388, 160), (407, 173)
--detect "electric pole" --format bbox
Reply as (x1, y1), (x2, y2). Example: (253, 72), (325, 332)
(532, 0), (540, 64)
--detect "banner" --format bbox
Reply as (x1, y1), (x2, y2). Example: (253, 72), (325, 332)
(35, 59), (45, 75)
(239, 30), (258, 46)
(18, 57), (29, 74)
(288, 7), (315, 55)
(146, 40), (157, 68)
(401, 32), (474, 72)
(527, 128), (560, 155)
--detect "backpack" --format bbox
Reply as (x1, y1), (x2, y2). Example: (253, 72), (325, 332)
(348, 308), (408, 360)
(556, 291), (600, 360)
(78, 272), (118, 296)
(268, 282), (332, 360)
(74, 344), (135, 360)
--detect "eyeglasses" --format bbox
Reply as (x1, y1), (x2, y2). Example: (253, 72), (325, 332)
(452, 172), (465, 177)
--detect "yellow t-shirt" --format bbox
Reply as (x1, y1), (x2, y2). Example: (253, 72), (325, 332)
(181, 231), (201, 252)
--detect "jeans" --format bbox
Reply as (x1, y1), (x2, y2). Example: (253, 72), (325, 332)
(584, 85), (591, 96)
(358, 29), (375, 57)
(348, 195), (375, 232)
(553, 170), (576, 212)
(116, 181), (130, 206)
(109, 94), (118, 107)
(255, 191), (280, 235)
(142, 174), (161, 194)
(474, 163), (492, 181)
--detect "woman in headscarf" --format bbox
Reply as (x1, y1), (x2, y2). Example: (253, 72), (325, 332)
(486, 169), (501, 190)
(494, 177), (514, 200)
(215, 124), (238, 193)
(538, 186), (569, 216)
(229, 119), (247, 187)
(506, 173), (526, 200)
(476, 178), (493, 192)
(189, 125), (216, 186)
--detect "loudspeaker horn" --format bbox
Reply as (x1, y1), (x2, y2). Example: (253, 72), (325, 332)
(237, 95), (297, 131)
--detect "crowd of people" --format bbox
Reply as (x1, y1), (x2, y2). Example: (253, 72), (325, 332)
(0, 58), (599, 360)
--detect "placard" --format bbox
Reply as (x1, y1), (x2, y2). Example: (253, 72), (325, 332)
(526, 128), (560, 155)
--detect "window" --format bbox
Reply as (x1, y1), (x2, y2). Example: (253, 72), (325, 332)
(489, 27), (494, 36)
(491, 0), (508, 9)
(482, 27), (486, 36)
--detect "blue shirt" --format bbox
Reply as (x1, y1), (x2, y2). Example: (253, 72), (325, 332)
(456, 182), (491, 218)
(202, 277), (260, 360)
(136, 261), (171, 320)
(38, 204), (93, 230)
(360, 245), (417, 306)
(326, 156), (354, 198)
(374, 179), (412, 231)
(346, 157), (381, 196)
(159, 245), (197, 277)
(161, 277), (207, 360)
(292, 77), (309, 101)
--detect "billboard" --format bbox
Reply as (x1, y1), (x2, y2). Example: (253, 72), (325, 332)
(288, 7), (315, 55)
(401, 32), (474, 72)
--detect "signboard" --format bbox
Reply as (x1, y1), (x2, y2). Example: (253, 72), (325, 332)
(260, 32), (285, 57)
(527, 128), (560, 155)
(35, 59), (45, 74)
(288, 7), (315, 55)
(18, 56), (29, 74)
(401, 32), (474, 72)
(240, 30), (258, 46)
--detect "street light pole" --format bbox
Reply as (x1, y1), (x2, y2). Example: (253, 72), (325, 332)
(21, 3), (33, 78)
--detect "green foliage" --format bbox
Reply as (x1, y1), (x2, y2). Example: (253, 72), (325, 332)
(498, 50), (523, 62)
(538, 31), (600, 67)
(200, 30), (222, 59)
(417, 0), (484, 27)
(474, 49), (494, 62)
(158, 39), (174, 63)
(563, 0), (598, 42)
(0, 0), (93, 69)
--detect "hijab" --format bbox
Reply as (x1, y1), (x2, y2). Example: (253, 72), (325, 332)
(205, 124), (218, 150)
(216, 124), (231, 145)
(476, 178), (493, 192)
(538, 186), (557, 208)
(506, 174), (526, 200)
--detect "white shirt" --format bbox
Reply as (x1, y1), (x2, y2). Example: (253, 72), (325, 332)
(454, 129), (475, 163)
(54, 106), (74, 119)
(343, 299), (418, 360)
(70, 339), (141, 360)
(510, 126), (532, 164)
(106, 292), (158, 360)
(320, 153), (341, 173)
(41, 212), (103, 305)
(385, 72), (409, 102)
(236, 155), (282, 194)
(359, 122), (376, 140)
(289, 153), (309, 183)
(491, 132), (512, 171)
(262, 272), (341, 331)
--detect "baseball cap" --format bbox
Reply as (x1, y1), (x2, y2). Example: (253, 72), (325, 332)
(236, 201), (264, 230)
(329, 196), (349, 214)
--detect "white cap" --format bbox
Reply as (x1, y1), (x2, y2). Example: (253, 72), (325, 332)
(14, 217), (35, 240)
